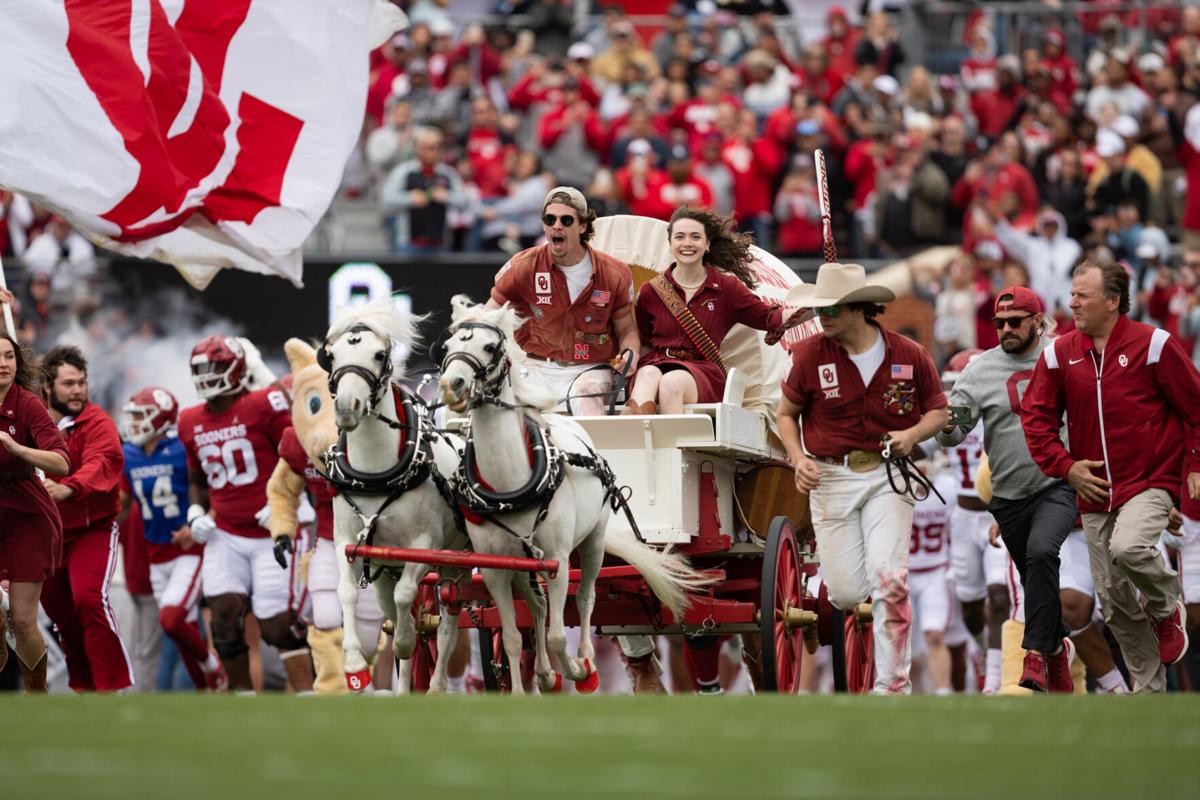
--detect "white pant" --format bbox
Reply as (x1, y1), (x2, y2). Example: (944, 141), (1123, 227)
(150, 554), (203, 623)
(910, 566), (952, 635)
(307, 537), (385, 646)
(810, 462), (915, 694)
(522, 361), (614, 416)
(201, 528), (304, 619)
(1177, 515), (1200, 604)
(1059, 528), (1095, 598)
(949, 505), (997, 603)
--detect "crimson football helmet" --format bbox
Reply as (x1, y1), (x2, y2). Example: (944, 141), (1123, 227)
(121, 387), (179, 445)
(190, 335), (249, 399)
(941, 348), (984, 387)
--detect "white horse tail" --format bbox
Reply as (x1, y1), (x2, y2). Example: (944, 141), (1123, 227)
(602, 526), (715, 620)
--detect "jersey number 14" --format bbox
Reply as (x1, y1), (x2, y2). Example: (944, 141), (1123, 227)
(133, 475), (181, 521)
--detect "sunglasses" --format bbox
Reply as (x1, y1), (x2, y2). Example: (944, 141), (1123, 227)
(542, 213), (576, 227)
(992, 314), (1032, 330)
(815, 306), (841, 318)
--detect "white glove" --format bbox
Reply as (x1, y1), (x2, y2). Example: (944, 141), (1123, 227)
(297, 495), (316, 527)
(255, 503), (272, 531)
(188, 504), (217, 545)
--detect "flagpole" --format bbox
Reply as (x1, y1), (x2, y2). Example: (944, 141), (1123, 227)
(0, 253), (16, 339)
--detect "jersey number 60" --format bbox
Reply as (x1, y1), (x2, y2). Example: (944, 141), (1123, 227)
(198, 439), (260, 490)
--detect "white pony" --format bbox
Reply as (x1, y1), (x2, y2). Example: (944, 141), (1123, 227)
(321, 298), (468, 694)
(437, 297), (711, 693)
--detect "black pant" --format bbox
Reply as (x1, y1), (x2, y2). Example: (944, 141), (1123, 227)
(989, 481), (1076, 653)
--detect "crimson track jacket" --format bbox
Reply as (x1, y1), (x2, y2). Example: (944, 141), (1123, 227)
(1020, 315), (1200, 513)
(58, 402), (125, 536)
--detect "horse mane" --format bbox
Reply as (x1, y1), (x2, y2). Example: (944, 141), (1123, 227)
(327, 296), (425, 378)
(449, 295), (558, 412)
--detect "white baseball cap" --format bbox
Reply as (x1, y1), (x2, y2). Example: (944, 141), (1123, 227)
(1095, 128), (1126, 158)
(543, 186), (588, 216)
(567, 41), (595, 60)
(1136, 242), (1160, 259)
(1111, 115), (1139, 139)
(873, 75), (900, 96)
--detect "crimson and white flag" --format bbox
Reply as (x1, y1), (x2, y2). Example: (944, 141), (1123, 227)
(0, 0), (403, 288)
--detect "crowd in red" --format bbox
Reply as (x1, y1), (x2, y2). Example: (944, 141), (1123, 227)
(357, 0), (1200, 366)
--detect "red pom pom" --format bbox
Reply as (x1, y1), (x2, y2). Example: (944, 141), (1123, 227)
(574, 660), (600, 694)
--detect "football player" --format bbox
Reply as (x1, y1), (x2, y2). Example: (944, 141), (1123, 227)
(939, 349), (1007, 694)
(119, 386), (227, 690)
(177, 336), (313, 692)
(907, 448), (959, 694)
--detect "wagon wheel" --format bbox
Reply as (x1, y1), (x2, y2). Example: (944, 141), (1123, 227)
(409, 583), (439, 693)
(477, 626), (535, 693)
(759, 516), (804, 693)
(844, 607), (875, 694)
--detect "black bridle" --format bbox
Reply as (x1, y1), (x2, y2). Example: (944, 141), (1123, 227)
(433, 321), (515, 410)
(320, 324), (395, 416)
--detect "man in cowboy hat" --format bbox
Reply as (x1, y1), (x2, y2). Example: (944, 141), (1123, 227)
(777, 261), (949, 694)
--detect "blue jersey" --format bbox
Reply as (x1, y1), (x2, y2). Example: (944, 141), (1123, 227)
(123, 433), (189, 545)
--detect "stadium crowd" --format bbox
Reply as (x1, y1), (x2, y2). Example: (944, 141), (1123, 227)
(2, 0), (1200, 696)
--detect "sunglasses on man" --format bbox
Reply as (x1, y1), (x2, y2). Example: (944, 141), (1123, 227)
(542, 213), (576, 227)
(815, 306), (841, 318)
(992, 314), (1032, 330)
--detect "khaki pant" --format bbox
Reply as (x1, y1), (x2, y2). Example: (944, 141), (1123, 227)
(1082, 488), (1182, 694)
(811, 463), (916, 694)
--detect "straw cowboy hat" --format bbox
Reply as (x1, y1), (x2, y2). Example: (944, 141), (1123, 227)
(785, 262), (896, 308)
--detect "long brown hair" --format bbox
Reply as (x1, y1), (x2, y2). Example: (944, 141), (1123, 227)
(667, 205), (758, 289)
(0, 332), (35, 391)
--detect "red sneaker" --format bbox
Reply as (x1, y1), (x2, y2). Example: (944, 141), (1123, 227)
(206, 661), (229, 692)
(1153, 600), (1189, 665)
(1047, 638), (1075, 694)
(1019, 650), (1048, 693)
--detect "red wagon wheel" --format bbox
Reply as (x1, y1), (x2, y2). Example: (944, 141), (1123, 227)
(844, 605), (875, 694)
(409, 583), (439, 692)
(759, 516), (804, 693)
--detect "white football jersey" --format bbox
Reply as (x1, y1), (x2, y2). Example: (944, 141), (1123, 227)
(948, 421), (985, 499)
(909, 472), (959, 571)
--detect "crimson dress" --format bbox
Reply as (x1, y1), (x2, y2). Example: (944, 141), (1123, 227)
(0, 384), (67, 582)
(634, 264), (786, 403)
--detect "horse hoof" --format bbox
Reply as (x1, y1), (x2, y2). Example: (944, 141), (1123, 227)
(543, 672), (563, 694)
(574, 661), (600, 694)
(345, 668), (373, 693)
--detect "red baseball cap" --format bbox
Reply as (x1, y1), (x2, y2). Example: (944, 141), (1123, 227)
(994, 286), (1043, 315)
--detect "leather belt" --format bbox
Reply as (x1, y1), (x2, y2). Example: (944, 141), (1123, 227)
(663, 347), (701, 361)
(525, 353), (579, 368)
(957, 495), (989, 512)
(811, 451), (882, 473)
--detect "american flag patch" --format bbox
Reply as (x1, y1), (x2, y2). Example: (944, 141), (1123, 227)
(590, 289), (611, 307)
(891, 364), (913, 380)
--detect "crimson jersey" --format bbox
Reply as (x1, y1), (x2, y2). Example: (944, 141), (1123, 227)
(178, 388), (291, 538)
(278, 426), (335, 541)
(909, 472), (959, 571)
(948, 421), (985, 499)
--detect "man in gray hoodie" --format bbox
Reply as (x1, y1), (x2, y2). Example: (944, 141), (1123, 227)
(936, 285), (1077, 692)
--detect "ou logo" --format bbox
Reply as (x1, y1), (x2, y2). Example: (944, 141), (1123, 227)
(348, 673), (364, 691)
(1118, 354), (1128, 367)
(822, 368), (833, 383)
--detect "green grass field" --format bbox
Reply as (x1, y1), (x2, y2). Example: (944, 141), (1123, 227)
(2, 695), (1197, 799)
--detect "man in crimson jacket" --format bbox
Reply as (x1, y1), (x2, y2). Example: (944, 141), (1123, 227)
(1021, 258), (1200, 693)
(38, 345), (133, 692)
